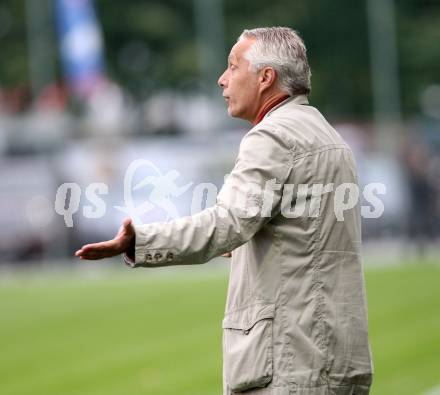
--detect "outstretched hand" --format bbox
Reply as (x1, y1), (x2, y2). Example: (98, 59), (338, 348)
(75, 218), (135, 260)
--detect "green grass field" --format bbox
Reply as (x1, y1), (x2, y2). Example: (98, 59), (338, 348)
(0, 261), (439, 395)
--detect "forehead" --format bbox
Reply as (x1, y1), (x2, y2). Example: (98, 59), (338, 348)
(228, 37), (255, 61)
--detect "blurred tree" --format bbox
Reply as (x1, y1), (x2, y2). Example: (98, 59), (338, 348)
(398, 0), (440, 115)
(0, 0), (439, 119)
(0, 1), (28, 87)
(95, 0), (199, 98)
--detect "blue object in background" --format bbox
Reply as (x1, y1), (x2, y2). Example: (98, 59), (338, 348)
(55, 0), (106, 98)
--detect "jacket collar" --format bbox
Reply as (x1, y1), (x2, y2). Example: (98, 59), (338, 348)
(264, 94), (309, 120)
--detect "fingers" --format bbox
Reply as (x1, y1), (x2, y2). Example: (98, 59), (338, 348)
(75, 240), (120, 260)
(76, 218), (134, 261)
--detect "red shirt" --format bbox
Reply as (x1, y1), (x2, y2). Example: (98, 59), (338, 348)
(254, 95), (290, 125)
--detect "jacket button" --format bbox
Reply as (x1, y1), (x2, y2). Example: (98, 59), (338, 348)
(166, 252), (174, 261)
(145, 253), (153, 261)
(154, 252), (162, 261)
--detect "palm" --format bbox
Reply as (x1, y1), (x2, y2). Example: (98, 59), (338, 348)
(75, 218), (135, 260)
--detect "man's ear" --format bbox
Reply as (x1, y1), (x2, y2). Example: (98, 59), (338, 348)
(259, 67), (277, 90)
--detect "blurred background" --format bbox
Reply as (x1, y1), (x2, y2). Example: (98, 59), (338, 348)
(0, 1), (439, 394)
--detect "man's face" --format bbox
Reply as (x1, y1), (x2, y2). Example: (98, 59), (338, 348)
(218, 38), (260, 123)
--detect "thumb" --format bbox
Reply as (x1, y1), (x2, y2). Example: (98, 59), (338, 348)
(122, 217), (132, 228)
(122, 217), (134, 235)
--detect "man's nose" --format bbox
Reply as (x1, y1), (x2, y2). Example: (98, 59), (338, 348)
(218, 70), (227, 88)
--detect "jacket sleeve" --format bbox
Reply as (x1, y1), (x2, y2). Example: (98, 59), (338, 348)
(125, 127), (293, 268)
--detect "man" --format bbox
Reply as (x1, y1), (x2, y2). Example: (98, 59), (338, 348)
(76, 27), (373, 394)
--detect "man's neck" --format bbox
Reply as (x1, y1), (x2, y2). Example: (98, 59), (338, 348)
(253, 93), (290, 125)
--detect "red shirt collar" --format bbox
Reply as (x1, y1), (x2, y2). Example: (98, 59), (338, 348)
(254, 95), (290, 125)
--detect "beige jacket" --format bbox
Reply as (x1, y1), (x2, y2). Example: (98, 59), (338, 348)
(127, 95), (373, 394)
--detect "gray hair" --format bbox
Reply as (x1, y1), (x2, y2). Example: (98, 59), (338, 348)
(238, 27), (311, 96)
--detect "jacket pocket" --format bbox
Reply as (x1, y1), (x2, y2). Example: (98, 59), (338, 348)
(222, 304), (275, 392)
